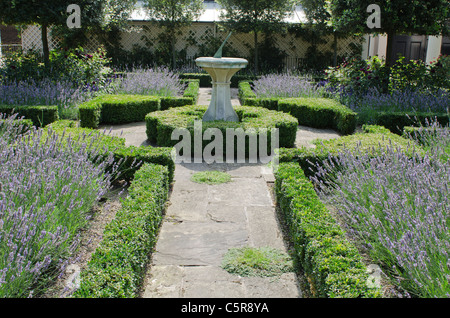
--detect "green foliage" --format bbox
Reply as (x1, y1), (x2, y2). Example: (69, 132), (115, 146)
(374, 112), (449, 135)
(239, 81), (279, 110)
(0, 105), (59, 127)
(73, 163), (169, 298)
(191, 171), (232, 185)
(278, 98), (357, 135)
(145, 105), (298, 151)
(78, 94), (160, 127)
(274, 162), (381, 297)
(216, 0), (295, 73)
(45, 120), (175, 183)
(222, 247), (294, 277)
(0, 46), (111, 85)
(277, 127), (424, 178)
(325, 56), (390, 94)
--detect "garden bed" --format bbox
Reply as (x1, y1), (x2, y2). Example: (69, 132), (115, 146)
(145, 105), (298, 158)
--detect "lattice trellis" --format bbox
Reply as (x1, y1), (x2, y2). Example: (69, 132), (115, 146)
(20, 22), (363, 68)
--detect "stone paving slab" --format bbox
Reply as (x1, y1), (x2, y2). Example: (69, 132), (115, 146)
(141, 163), (302, 298)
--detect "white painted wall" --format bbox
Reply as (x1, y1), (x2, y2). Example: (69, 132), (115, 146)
(426, 35), (442, 64)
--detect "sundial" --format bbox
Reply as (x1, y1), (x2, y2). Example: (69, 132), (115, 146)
(195, 32), (248, 122)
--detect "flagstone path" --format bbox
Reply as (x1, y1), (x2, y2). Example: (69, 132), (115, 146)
(99, 88), (341, 298)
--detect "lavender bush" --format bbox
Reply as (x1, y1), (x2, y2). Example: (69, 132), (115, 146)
(108, 67), (184, 97)
(0, 79), (99, 119)
(252, 73), (327, 99)
(312, 142), (450, 297)
(0, 115), (118, 297)
(337, 87), (450, 124)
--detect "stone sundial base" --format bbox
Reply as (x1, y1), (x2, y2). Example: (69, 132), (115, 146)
(195, 57), (248, 122)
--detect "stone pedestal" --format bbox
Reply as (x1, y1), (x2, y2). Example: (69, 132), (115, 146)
(195, 57), (248, 122)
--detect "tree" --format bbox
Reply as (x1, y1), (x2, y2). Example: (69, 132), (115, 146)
(216, 0), (296, 74)
(0, 0), (136, 66)
(330, 0), (450, 67)
(144, 0), (204, 69)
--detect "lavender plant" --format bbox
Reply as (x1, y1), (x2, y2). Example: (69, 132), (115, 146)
(0, 79), (99, 119)
(108, 67), (184, 97)
(312, 143), (450, 298)
(0, 115), (118, 297)
(252, 73), (327, 99)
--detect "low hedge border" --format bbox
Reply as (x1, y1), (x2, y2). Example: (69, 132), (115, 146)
(46, 120), (175, 183)
(73, 163), (169, 298)
(373, 112), (449, 135)
(278, 98), (357, 135)
(275, 162), (382, 298)
(181, 73), (258, 88)
(145, 105), (299, 154)
(0, 104), (59, 127)
(238, 82), (357, 135)
(79, 80), (200, 128)
(277, 125), (424, 178)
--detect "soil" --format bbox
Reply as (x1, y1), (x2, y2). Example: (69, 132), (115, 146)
(41, 182), (129, 298)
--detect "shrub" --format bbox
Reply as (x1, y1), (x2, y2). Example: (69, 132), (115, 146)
(108, 67), (183, 97)
(73, 163), (169, 298)
(252, 73), (327, 99)
(78, 95), (160, 128)
(0, 104), (59, 127)
(182, 79), (200, 103)
(0, 121), (117, 297)
(312, 143), (450, 297)
(274, 162), (381, 298)
(145, 105), (298, 154)
(46, 120), (175, 183)
(374, 111), (449, 135)
(277, 128), (424, 178)
(278, 98), (357, 135)
(179, 73), (258, 88)
(0, 46), (111, 86)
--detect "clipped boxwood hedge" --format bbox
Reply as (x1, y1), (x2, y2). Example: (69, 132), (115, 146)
(278, 98), (357, 135)
(373, 111), (449, 134)
(181, 73), (258, 88)
(79, 95), (160, 128)
(0, 104), (59, 127)
(145, 105), (298, 157)
(73, 163), (169, 298)
(238, 82), (356, 134)
(45, 120), (175, 183)
(78, 81), (200, 128)
(275, 162), (381, 298)
(277, 125), (424, 178)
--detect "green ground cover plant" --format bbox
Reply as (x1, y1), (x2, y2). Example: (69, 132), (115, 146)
(222, 247), (294, 277)
(191, 171), (232, 185)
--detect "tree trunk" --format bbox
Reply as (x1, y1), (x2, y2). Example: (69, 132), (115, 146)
(385, 30), (395, 68)
(254, 31), (259, 74)
(41, 23), (50, 67)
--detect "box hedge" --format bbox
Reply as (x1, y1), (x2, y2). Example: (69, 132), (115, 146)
(277, 125), (424, 178)
(275, 162), (381, 298)
(145, 105), (298, 158)
(73, 163), (169, 298)
(373, 111), (449, 134)
(45, 120), (175, 183)
(78, 81), (199, 128)
(181, 73), (258, 88)
(0, 104), (59, 127)
(278, 98), (357, 135)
